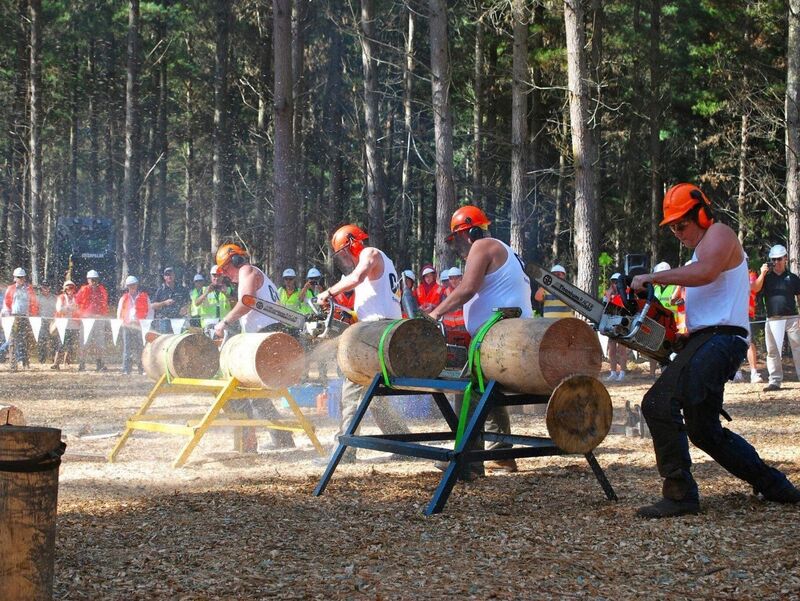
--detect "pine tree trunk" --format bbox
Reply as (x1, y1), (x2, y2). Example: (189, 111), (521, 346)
(428, 0), (456, 270)
(122, 0), (141, 279)
(399, 7), (415, 269)
(564, 0), (599, 294)
(28, 0), (44, 285)
(787, 0), (800, 271)
(738, 111), (749, 244)
(88, 39), (100, 215)
(7, 0), (28, 270)
(254, 4), (271, 268)
(648, 0), (662, 264)
(360, 0), (387, 248)
(273, 0), (295, 273)
(156, 5), (168, 273)
(510, 0), (528, 257)
(211, 0), (231, 254)
(472, 17), (483, 204)
(552, 101), (568, 262)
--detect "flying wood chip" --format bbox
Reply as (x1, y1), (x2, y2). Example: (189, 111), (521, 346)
(546, 375), (612, 454)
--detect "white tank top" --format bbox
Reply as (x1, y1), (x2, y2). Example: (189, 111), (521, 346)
(354, 249), (402, 322)
(685, 251), (750, 335)
(239, 266), (280, 332)
(463, 239), (533, 336)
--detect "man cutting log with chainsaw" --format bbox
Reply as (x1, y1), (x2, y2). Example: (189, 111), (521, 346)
(213, 243), (296, 450)
(316, 224), (410, 463)
(428, 205), (534, 475)
(630, 183), (800, 518)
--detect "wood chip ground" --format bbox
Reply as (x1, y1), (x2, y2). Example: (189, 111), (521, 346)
(2, 365), (799, 600)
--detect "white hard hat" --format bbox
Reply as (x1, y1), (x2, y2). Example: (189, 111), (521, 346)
(769, 244), (788, 259)
(125, 275), (139, 286)
(210, 265), (220, 275)
(449, 266), (463, 277)
(62, 280), (76, 290)
(86, 270), (100, 279)
(307, 268), (322, 279)
(282, 268), (296, 278)
(654, 261), (671, 273)
(550, 264), (566, 274)
(193, 274), (205, 282)
(440, 269), (451, 281)
(402, 269), (415, 281)
(610, 272), (621, 280)
(421, 267), (436, 276)
(12, 267), (26, 278)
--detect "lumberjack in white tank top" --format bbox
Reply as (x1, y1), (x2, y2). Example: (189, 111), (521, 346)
(685, 251), (750, 337)
(354, 249), (402, 322)
(463, 239), (533, 336)
(239, 266), (280, 332)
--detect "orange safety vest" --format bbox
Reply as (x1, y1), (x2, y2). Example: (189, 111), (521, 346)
(118, 291), (150, 324)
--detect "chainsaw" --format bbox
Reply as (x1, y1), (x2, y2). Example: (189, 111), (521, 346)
(529, 264), (679, 365)
(241, 294), (356, 339)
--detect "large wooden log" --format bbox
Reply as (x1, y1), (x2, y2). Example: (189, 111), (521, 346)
(142, 332), (220, 381)
(546, 375), (612, 453)
(219, 332), (305, 388)
(0, 426), (64, 601)
(478, 317), (602, 394)
(337, 318), (447, 386)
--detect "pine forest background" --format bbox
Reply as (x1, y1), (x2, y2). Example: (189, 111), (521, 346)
(2, 0), (800, 296)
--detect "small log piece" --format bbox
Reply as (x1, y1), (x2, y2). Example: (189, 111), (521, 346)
(337, 319), (447, 386)
(478, 317), (602, 394)
(0, 405), (25, 426)
(546, 375), (612, 453)
(219, 332), (305, 388)
(142, 332), (220, 381)
(0, 426), (63, 601)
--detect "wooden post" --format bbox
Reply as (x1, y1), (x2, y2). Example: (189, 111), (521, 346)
(0, 426), (64, 601)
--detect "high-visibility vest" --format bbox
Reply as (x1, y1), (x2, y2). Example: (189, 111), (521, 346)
(278, 287), (314, 314)
(542, 291), (572, 318)
(196, 286), (232, 327)
(117, 291), (150, 325)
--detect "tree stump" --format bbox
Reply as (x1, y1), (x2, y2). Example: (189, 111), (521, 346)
(337, 319), (447, 385)
(546, 375), (612, 453)
(0, 426), (64, 601)
(478, 317), (602, 394)
(0, 405), (25, 426)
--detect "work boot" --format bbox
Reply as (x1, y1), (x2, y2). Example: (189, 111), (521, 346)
(763, 383), (780, 392)
(759, 482), (800, 504)
(485, 458), (519, 473)
(636, 497), (700, 519)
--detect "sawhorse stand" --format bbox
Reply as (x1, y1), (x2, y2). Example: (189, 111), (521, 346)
(109, 374), (325, 467)
(313, 375), (617, 514)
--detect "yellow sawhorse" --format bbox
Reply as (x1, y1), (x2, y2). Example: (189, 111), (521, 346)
(108, 374), (325, 467)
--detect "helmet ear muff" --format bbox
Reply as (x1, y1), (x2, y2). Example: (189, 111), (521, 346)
(689, 189), (714, 229)
(467, 226), (485, 242)
(230, 253), (247, 268)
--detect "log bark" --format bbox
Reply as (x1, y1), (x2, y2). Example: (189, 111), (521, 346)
(478, 317), (602, 394)
(337, 319), (447, 386)
(0, 425), (63, 601)
(546, 374), (611, 453)
(142, 333), (220, 381)
(219, 332), (304, 388)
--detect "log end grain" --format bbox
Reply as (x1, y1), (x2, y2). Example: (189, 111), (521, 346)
(546, 375), (612, 454)
(252, 333), (305, 389)
(537, 317), (603, 388)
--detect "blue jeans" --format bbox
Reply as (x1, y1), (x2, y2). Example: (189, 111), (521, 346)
(121, 326), (143, 374)
(643, 333), (790, 501)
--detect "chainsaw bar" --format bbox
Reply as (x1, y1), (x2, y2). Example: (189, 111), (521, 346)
(529, 264), (605, 324)
(241, 294), (306, 329)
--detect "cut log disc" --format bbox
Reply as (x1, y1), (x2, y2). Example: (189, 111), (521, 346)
(546, 375), (612, 454)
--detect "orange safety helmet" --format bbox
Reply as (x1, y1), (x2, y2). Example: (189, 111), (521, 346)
(660, 183), (714, 228)
(216, 243), (248, 268)
(331, 224), (369, 255)
(447, 205), (491, 241)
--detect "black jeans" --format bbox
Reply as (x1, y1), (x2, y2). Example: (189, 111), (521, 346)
(643, 333), (790, 502)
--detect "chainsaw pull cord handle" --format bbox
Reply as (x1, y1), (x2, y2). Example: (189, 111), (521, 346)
(624, 284), (655, 341)
(456, 310), (505, 447)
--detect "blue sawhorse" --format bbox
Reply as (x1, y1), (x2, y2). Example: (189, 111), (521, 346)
(313, 374), (617, 515)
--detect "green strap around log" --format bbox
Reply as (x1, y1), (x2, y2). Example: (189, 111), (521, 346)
(377, 319), (404, 388)
(455, 310), (505, 447)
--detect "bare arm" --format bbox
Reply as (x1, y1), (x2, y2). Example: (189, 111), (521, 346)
(752, 263), (770, 293)
(429, 241), (493, 319)
(632, 224), (741, 290)
(534, 287), (546, 302)
(219, 266), (263, 326)
(318, 248), (382, 302)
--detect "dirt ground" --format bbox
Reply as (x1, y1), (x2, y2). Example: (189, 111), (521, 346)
(2, 363), (800, 600)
